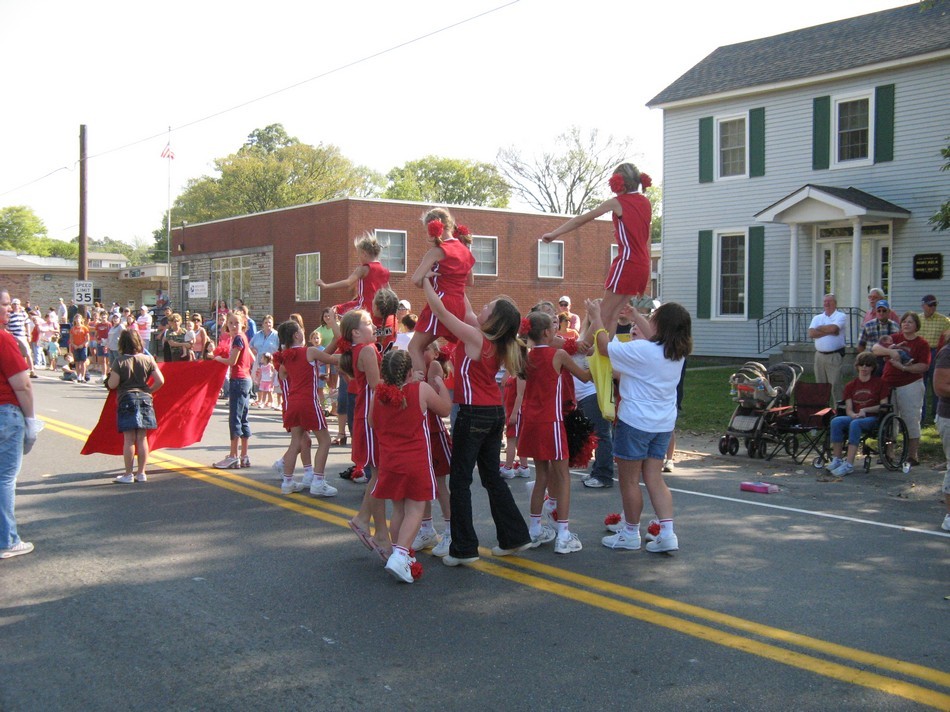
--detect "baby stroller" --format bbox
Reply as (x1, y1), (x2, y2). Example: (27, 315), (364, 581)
(719, 361), (802, 458)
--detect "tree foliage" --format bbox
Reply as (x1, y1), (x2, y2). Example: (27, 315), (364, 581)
(496, 126), (635, 215)
(383, 156), (510, 207)
(929, 137), (950, 232)
(0, 205), (77, 257)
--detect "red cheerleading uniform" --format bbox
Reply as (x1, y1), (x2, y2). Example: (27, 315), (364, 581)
(503, 373), (519, 438)
(605, 192), (651, 296)
(428, 410), (452, 478)
(350, 342), (380, 468)
(372, 382), (438, 501)
(517, 346), (567, 461)
(335, 261), (390, 315)
(274, 347), (326, 432)
(417, 238), (475, 340)
(451, 337), (502, 406)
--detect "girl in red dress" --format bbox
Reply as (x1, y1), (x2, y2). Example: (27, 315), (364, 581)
(372, 349), (451, 583)
(541, 163), (653, 336)
(318, 233), (391, 316)
(517, 312), (591, 554)
(409, 207), (476, 377)
(272, 320), (339, 497)
(336, 309), (389, 560)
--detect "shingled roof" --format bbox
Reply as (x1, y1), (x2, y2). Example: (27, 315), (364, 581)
(648, 3), (950, 107)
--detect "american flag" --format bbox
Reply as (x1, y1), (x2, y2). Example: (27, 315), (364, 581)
(161, 143), (175, 160)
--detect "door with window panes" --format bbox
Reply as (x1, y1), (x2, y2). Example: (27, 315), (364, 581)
(817, 224), (890, 310)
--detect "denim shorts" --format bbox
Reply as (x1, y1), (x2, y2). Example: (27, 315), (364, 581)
(117, 391), (157, 432)
(613, 419), (672, 461)
(73, 347), (88, 362)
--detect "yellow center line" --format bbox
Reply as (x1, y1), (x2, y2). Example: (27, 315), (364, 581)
(39, 415), (950, 709)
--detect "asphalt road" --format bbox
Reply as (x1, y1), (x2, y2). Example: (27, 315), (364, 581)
(2, 373), (948, 711)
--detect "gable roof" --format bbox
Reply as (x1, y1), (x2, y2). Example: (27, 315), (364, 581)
(755, 184), (911, 223)
(648, 3), (950, 107)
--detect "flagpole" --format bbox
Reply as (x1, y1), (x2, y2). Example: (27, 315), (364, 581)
(165, 126), (172, 299)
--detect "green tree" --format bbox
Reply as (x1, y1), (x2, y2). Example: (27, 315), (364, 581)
(496, 126), (635, 215)
(383, 156), (510, 207)
(646, 184), (662, 243)
(0, 205), (48, 253)
(929, 137), (950, 231)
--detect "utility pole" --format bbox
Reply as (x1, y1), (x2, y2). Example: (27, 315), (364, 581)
(78, 124), (88, 281)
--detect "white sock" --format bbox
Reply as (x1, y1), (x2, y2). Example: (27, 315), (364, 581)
(660, 518), (674, 536)
(303, 465), (314, 476)
(556, 519), (569, 539)
(420, 517), (434, 534)
(623, 523), (639, 536)
(529, 514), (541, 536)
(442, 519), (451, 537)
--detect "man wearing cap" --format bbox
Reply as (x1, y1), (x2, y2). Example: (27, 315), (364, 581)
(808, 294), (847, 402)
(857, 298), (900, 376)
(919, 295), (950, 422)
(558, 296), (580, 332)
(396, 300), (411, 332)
(862, 288), (898, 324)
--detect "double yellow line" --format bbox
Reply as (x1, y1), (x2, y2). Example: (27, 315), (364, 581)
(41, 415), (950, 709)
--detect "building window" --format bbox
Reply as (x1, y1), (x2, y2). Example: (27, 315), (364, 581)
(89, 260), (102, 268)
(834, 94), (872, 166)
(109, 262), (123, 269)
(538, 240), (564, 279)
(211, 255), (252, 308)
(376, 229), (406, 273)
(715, 232), (746, 318)
(717, 116), (747, 178)
(295, 252), (321, 302)
(471, 235), (497, 276)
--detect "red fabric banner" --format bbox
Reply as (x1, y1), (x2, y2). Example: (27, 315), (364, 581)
(81, 360), (228, 456)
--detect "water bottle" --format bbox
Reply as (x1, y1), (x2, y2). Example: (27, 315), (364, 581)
(902, 461), (911, 474)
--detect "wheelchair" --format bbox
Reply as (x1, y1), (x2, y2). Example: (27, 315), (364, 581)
(819, 399), (909, 473)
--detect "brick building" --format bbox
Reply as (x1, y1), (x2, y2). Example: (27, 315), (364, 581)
(170, 197), (661, 327)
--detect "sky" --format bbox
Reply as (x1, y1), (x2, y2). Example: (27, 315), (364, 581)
(0, 0), (911, 246)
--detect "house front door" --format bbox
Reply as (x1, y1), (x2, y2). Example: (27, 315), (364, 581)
(817, 225), (891, 310)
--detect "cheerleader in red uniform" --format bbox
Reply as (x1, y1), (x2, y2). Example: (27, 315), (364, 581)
(409, 207), (476, 377)
(500, 373), (527, 478)
(318, 233), (391, 316)
(541, 163), (653, 336)
(336, 309), (389, 560)
(272, 320), (339, 497)
(517, 312), (591, 554)
(372, 349), (452, 583)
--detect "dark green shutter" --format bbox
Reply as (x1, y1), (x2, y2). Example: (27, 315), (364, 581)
(874, 84), (895, 163)
(748, 226), (765, 320)
(812, 96), (830, 170)
(697, 230), (713, 319)
(749, 108), (765, 177)
(699, 117), (714, 183)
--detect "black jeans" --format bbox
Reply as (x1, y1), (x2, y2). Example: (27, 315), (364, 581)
(449, 405), (530, 557)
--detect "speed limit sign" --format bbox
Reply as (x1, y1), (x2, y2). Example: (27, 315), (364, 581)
(74, 280), (94, 306)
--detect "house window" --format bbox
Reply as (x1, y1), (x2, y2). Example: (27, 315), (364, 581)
(471, 235), (497, 276)
(835, 95), (871, 164)
(211, 255), (252, 308)
(376, 229), (406, 273)
(89, 260), (102, 268)
(715, 232), (746, 318)
(109, 262), (123, 269)
(538, 240), (564, 279)
(717, 116), (747, 178)
(295, 252), (321, 302)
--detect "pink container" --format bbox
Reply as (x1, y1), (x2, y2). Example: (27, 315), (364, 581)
(740, 481), (780, 494)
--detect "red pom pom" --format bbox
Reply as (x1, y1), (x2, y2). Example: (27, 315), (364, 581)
(639, 172), (653, 190)
(410, 561), (423, 580)
(604, 513), (622, 526)
(609, 173), (626, 194)
(569, 432), (598, 468)
(375, 382), (404, 406)
(519, 317), (531, 336)
(427, 220), (444, 239)
(648, 520), (661, 536)
(438, 342), (456, 360)
(562, 336), (578, 356)
(335, 338), (352, 354)
(453, 224), (471, 238)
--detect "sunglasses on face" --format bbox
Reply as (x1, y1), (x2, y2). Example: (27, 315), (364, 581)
(876, 308), (888, 312)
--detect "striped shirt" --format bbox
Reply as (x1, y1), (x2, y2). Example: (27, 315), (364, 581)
(6, 309), (27, 338)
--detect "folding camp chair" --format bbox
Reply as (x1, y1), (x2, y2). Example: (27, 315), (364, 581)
(762, 382), (833, 465)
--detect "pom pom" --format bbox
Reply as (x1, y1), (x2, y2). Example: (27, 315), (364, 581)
(335, 338), (352, 354)
(564, 408), (597, 468)
(562, 336), (578, 356)
(453, 224), (471, 239)
(604, 513), (622, 526)
(519, 317), (531, 336)
(648, 520), (661, 537)
(375, 382), (404, 407)
(410, 561), (423, 580)
(608, 173), (626, 194)
(438, 342), (456, 361)
(427, 219), (444, 239)
(639, 172), (653, 191)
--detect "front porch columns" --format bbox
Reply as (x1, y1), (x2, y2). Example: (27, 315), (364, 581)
(850, 218), (863, 309)
(788, 223), (799, 307)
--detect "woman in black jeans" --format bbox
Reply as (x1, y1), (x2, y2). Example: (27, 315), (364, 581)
(422, 278), (531, 565)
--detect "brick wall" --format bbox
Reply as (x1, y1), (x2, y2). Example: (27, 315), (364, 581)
(1, 271), (164, 312)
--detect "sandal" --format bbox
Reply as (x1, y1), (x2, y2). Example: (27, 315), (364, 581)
(348, 519), (374, 551)
(331, 436), (348, 446)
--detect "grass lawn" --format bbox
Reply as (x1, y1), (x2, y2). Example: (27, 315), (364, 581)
(678, 365), (944, 461)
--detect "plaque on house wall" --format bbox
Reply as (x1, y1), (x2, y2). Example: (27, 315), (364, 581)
(913, 253), (942, 280)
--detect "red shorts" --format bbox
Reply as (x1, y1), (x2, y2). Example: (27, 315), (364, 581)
(282, 401), (326, 432)
(604, 256), (648, 296)
(517, 420), (567, 461)
(352, 417), (377, 468)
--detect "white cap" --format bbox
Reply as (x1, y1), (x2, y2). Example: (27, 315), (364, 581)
(397, 300), (411, 310)
(558, 295), (571, 305)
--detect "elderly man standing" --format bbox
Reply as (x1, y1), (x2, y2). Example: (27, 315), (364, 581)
(808, 294), (847, 402)
(919, 294), (950, 423)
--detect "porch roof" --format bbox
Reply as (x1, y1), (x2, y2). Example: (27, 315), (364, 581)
(754, 184), (911, 224)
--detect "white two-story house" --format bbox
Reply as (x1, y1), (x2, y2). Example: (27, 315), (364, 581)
(648, 2), (950, 357)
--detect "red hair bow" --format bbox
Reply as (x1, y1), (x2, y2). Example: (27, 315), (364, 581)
(427, 220), (445, 239)
(375, 382), (404, 406)
(639, 172), (653, 190)
(519, 317), (531, 336)
(336, 338), (352, 354)
(608, 173), (626, 194)
(453, 224), (471, 239)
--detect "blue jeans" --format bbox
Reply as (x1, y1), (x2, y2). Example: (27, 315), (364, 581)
(578, 393), (614, 484)
(830, 414), (879, 446)
(449, 405), (530, 558)
(0, 404), (26, 549)
(228, 377), (252, 440)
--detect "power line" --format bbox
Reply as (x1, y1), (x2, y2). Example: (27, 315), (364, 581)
(0, 0), (519, 199)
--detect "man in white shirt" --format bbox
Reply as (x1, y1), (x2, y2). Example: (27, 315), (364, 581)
(136, 305), (153, 351)
(808, 293), (848, 402)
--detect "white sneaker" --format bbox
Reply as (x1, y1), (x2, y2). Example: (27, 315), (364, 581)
(942, 514), (950, 532)
(602, 529), (641, 550)
(301, 471), (314, 488)
(645, 532), (679, 553)
(272, 459), (285, 480)
(134, 473), (148, 483)
(308, 479), (337, 497)
(281, 478), (306, 495)
(213, 456), (240, 469)
(516, 462), (532, 477)
(0, 541), (34, 559)
(826, 457), (843, 472)
(113, 474), (134, 484)
(491, 541), (532, 556)
(554, 532), (582, 554)
(541, 499), (557, 528)
(500, 463), (517, 479)
(529, 525), (556, 547)
(412, 529), (439, 551)
(432, 532), (451, 557)
(662, 459), (675, 473)
(385, 552), (414, 583)
(240, 455), (251, 468)
(830, 461), (854, 477)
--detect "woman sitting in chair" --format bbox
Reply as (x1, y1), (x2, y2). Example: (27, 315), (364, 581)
(826, 352), (891, 477)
